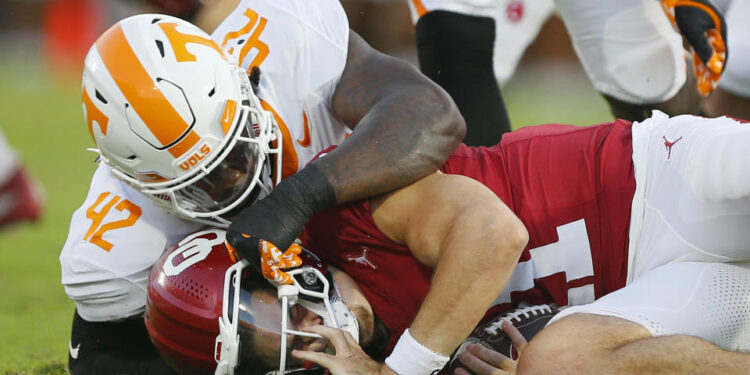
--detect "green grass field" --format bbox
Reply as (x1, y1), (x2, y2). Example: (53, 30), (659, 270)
(0, 61), (94, 375)
(0, 59), (611, 374)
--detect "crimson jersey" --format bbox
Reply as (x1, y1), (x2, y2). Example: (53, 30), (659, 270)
(303, 119), (636, 354)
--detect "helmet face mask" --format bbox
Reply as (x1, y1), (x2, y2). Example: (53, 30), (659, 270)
(146, 231), (357, 375)
(122, 99), (283, 227)
(215, 259), (360, 375)
(82, 14), (282, 227)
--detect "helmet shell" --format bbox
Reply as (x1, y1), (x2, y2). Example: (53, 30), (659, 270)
(145, 229), (232, 374)
(82, 13), (242, 184)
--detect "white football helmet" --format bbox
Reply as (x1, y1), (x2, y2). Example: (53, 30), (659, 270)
(81, 14), (281, 226)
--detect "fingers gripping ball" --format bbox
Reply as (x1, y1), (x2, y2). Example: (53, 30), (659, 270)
(661, 0), (728, 96)
(447, 304), (559, 374)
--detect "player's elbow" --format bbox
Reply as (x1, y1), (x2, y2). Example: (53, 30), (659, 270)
(428, 83), (466, 145)
(475, 208), (528, 269)
(496, 214), (528, 261)
(409, 80), (465, 157)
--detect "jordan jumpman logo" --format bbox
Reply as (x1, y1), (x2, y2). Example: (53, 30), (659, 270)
(663, 136), (683, 160)
(346, 247), (377, 270)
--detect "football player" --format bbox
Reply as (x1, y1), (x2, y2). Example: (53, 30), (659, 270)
(411, 0), (515, 146)
(704, 0), (750, 121)
(146, 111), (750, 374)
(409, 0), (749, 122)
(61, 2), (465, 373)
(145, 0), (509, 148)
(452, 262), (750, 375)
(0, 129), (43, 228)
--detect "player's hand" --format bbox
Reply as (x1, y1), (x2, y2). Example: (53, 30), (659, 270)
(292, 325), (394, 375)
(226, 194), (307, 283)
(454, 321), (528, 375)
(225, 235), (302, 286)
(226, 165), (335, 284)
(258, 239), (302, 285)
(661, 0), (727, 96)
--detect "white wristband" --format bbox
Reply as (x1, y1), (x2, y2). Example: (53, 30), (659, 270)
(384, 329), (450, 375)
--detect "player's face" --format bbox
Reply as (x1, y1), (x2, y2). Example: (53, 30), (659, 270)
(173, 128), (262, 213)
(238, 286), (331, 370)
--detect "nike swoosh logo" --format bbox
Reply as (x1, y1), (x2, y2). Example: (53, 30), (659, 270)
(296, 112), (311, 147)
(220, 100), (237, 134)
(69, 341), (80, 359)
(222, 106), (232, 124)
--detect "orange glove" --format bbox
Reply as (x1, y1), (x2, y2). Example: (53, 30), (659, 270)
(225, 237), (302, 285)
(258, 239), (302, 285)
(661, 0), (727, 96)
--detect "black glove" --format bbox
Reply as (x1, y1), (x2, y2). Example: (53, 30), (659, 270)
(661, 0), (728, 96)
(226, 164), (336, 283)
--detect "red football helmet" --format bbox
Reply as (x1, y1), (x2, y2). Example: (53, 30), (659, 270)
(145, 229), (359, 375)
(146, 228), (232, 374)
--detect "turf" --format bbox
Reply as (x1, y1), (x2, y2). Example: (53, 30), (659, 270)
(0, 62), (94, 374)
(0, 59), (610, 374)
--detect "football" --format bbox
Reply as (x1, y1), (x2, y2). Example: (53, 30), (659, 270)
(446, 304), (560, 374)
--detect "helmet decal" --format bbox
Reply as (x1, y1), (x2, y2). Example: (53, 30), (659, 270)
(96, 22), (198, 157)
(84, 14), (282, 226)
(163, 229), (226, 276)
(82, 87), (109, 141)
(177, 142), (212, 171)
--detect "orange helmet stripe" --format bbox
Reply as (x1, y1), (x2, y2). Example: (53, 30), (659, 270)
(96, 23), (198, 158)
(169, 131), (202, 160)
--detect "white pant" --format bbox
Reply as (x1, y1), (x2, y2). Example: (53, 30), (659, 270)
(406, 0), (555, 86)
(408, 0), (750, 101)
(550, 112), (750, 350)
(719, 0), (750, 98)
(551, 261), (750, 351)
(556, 0), (684, 104)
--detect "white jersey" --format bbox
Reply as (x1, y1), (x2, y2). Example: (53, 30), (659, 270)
(627, 112), (750, 281)
(60, 0), (351, 322)
(552, 112), (750, 348)
(59, 164), (203, 321)
(213, 0), (351, 179)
